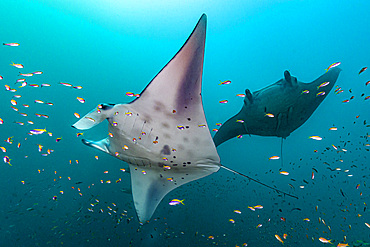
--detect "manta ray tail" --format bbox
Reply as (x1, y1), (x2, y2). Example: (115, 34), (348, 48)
(281, 138), (284, 167)
(220, 165), (298, 199)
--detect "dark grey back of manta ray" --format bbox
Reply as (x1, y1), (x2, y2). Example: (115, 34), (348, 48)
(213, 67), (341, 147)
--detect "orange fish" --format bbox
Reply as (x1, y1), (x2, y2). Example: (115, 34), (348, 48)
(275, 234), (284, 244)
(359, 67), (367, 75)
(337, 244), (349, 247)
(219, 80), (231, 85)
(76, 97), (85, 103)
(319, 237), (332, 244)
(326, 62), (340, 72)
(3, 43), (20, 46)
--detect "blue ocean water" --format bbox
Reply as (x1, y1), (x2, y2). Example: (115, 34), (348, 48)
(1, 0), (370, 246)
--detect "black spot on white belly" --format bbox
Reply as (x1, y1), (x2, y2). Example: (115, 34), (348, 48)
(160, 145), (171, 155)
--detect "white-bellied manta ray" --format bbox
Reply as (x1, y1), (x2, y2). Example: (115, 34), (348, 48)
(72, 14), (298, 222)
(72, 14), (222, 222)
(213, 67), (341, 147)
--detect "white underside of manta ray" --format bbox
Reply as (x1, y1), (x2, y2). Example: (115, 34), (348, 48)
(72, 14), (221, 222)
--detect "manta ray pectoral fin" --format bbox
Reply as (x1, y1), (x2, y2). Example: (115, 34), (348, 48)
(213, 111), (247, 147)
(72, 103), (114, 130)
(81, 138), (110, 154)
(130, 163), (219, 222)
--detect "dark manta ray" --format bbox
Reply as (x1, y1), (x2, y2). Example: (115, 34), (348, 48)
(72, 14), (222, 222)
(213, 68), (342, 146)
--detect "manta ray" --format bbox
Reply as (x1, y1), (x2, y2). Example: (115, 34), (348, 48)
(213, 68), (341, 147)
(72, 14), (222, 222)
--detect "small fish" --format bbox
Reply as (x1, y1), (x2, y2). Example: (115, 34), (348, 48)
(316, 91), (325, 97)
(74, 113), (80, 118)
(359, 67), (367, 75)
(329, 127), (337, 131)
(59, 82), (73, 87)
(336, 244), (349, 247)
(366, 81), (370, 86)
(319, 237), (332, 244)
(365, 222), (370, 228)
(10, 106), (18, 112)
(85, 117), (95, 122)
(34, 100), (44, 104)
(32, 71), (43, 75)
(10, 62), (24, 69)
(3, 156), (12, 166)
(269, 156), (280, 160)
(236, 119), (244, 123)
(301, 90), (309, 94)
(177, 126), (185, 130)
(219, 80), (231, 85)
(16, 78), (25, 83)
(283, 233), (287, 239)
(275, 234), (284, 244)
(0, 118), (3, 124)
(303, 218), (310, 222)
(56, 137), (62, 142)
(29, 128), (47, 135)
(29, 84), (39, 88)
(309, 136), (322, 140)
(229, 219), (235, 223)
(76, 97), (85, 103)
(3, 43), (20, 46)
(280, 171), (289, 176)
(311, 172), (315, 180)
(265, 113), (274, 118)
(41, 83), (51, 87)
(326, 62), (341, 72)
(219, 100), (228, 104)
(5, 137), (13, 144)
(236, 94), (246, 97)
(126, 92), (134, 97)
(256, 224), (262, 228)
(0, 147), (6, 152)
(318, 81), (330, 89)
(0, 76), (3, 80)
(73, 86), (83, 90)
(254, 205), (263, 209)
(19, 73), (33, 77)
(169, 199), (184, 206)
(234, 210), (241, 214)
